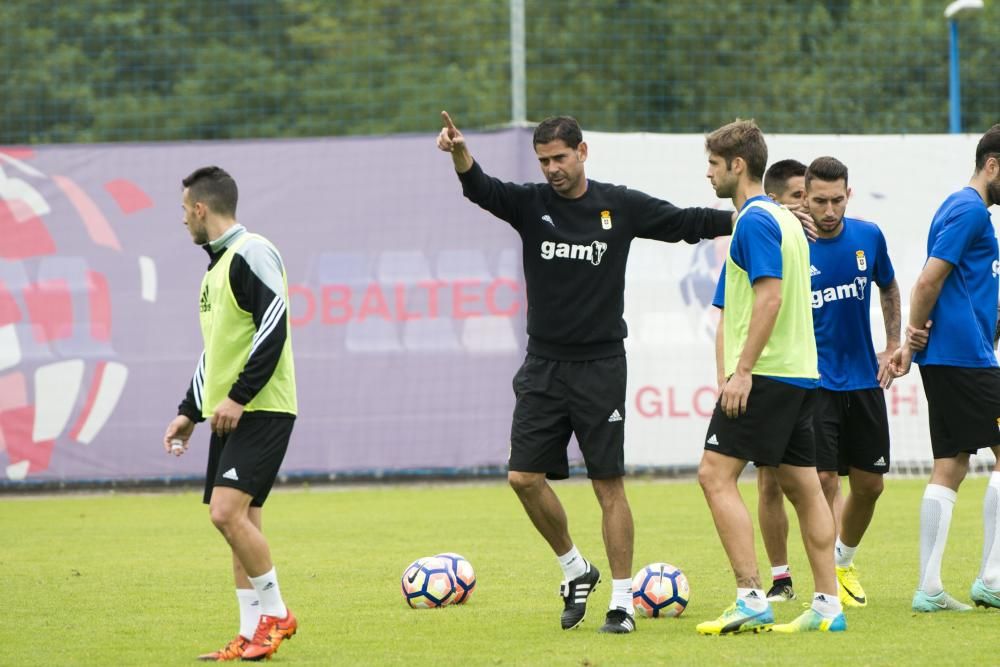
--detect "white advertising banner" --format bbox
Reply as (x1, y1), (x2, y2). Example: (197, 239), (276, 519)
(582, 132), (999, 471)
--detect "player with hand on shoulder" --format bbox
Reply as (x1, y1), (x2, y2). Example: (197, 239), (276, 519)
(753, 159), (808, 603)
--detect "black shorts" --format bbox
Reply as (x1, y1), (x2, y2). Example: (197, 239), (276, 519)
(919, 365), (1000, 459)
(704, 375), (816, 468)
(509, 354), (626, 480)
(203, 415), (295, 507)
(814, 388), (891, 475)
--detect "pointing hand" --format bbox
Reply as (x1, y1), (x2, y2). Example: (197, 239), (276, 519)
(437, 111), (465, 152)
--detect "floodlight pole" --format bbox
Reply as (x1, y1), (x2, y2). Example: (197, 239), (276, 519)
(944, 0), (984, 134)
(948, 18), (962, 133)
(510, 0), (527, 127)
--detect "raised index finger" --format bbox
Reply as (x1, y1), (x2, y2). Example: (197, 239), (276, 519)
(441, 110), (457, 131)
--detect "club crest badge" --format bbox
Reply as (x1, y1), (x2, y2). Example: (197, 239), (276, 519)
(601, 210), (612, 230)
(856, 250), (866, 271)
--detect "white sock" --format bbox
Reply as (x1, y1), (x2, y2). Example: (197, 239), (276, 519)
(771, 565), (791, 581)
(812, 591), (842, 618)
(737, 587), (768, 612)
(236, 588), (260, 640)
(919, 484), (957, 596)
(248, 567), (287, 619)
(609, 578), (634, 614)
(835, 537), (858, 568)
(980, 472), (1000, 589)
(557, 545), (587, 581)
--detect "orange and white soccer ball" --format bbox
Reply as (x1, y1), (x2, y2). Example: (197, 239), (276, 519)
(631, 562), (690, 618)
(435, 552), (476, 604)
(401, 557), (456, 609)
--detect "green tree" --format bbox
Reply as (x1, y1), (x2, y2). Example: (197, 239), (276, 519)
(0, 0), (996, 144)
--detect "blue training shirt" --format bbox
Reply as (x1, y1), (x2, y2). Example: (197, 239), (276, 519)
(914, 187), (999, 368)
(712, 196), (783, 309)
(712, 195), (817, 388)
(809, 218), (895, 390)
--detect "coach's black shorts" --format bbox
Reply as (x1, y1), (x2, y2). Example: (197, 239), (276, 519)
(203, 414), (295, 507)
(704, 375), (816, 467)
(509, 354), (626, 480)
(814, 388), (890, 475)
(919, 365), (1000, 459)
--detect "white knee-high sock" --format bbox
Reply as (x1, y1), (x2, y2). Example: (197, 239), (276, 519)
(249, 567), (287, 619)
(236, 588), (260, 640)
(980, 472), (1000, 589)
(919, 484), (957, 596)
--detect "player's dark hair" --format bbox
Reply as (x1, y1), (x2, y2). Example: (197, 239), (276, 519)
(705, 119), (767, 181)
(533, 116), (583, 149)
(805, 156), (849, 189)
(975, 124), (1000, 171)
(182, 166), (238, 217)
(764, 159), (807, 197)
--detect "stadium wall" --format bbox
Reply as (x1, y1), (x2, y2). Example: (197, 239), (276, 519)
(0, 130), (996, 487)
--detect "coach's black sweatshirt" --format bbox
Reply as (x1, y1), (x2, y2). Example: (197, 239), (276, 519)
(459, 160), (732, 361)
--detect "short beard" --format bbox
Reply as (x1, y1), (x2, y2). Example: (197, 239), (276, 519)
(549, 176), (579, 196)
(987, 178), (1000, 207)
(714, 181), (736, 199)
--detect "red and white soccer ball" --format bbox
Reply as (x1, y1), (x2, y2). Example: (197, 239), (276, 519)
(435, 552), (476, 604)
(401, 556), (456, 609)
(631, 562), (690, 618)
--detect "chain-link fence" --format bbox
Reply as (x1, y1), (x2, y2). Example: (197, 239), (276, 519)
(1, 0), (997, 144)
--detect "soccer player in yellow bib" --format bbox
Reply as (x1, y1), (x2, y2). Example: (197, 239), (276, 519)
(695, 121), (844, 634)
(162, 166), (298, 661)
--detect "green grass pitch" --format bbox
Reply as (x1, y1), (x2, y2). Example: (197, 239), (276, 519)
(5, 476), (997, 665)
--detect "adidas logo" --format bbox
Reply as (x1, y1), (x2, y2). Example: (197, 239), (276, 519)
(263, 582), (275, 591)
(810, 265), (821, 276)
(746, 590), (761, 599)
(541, 214), (554, 226)
(199, 285), (211, 312)
(222, 467), (239, 481)
(608, 409), (623, 423)
(874, 456), (887, 467)
(706, 434), (719, 446)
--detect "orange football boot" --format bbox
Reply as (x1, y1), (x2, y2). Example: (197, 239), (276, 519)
(197, 635), (249, 661)
(241, 609), (297, 661)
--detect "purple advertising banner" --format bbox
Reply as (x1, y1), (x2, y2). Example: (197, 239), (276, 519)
(0, 129), (541, 484)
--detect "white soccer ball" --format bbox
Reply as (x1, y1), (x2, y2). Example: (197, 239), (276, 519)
(401, 556), (456, 609)
(435, 552), (476, 604)
(631, 562), (690, 618)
